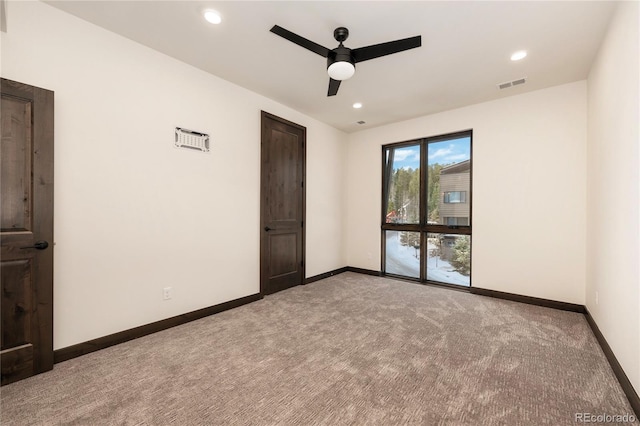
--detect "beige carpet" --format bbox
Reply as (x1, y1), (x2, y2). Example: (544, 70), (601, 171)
(1, 272), (637, 425)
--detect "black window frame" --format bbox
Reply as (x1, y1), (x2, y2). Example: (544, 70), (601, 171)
(381, 130), (472, 287)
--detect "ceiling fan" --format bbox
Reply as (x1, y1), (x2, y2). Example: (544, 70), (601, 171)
(270, 25), (422, 96)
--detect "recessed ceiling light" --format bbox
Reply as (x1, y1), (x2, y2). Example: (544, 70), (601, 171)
(510, 50), (527, 61)
(353, 102), (363, 109)
(204, 9), (222, 25)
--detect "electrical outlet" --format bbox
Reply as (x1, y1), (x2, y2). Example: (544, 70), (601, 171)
(163, 287), (173, 301)
(595, 291), (599, 305)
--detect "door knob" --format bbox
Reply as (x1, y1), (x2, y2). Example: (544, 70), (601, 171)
(264, 226), (272, 232)
(20, 241), (49, 250)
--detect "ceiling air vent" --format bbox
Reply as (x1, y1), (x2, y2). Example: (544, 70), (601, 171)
(497, 77), (527, 90)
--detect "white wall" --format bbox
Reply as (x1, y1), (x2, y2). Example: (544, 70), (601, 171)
(586, 1), (639, 392)
(1, 0), (346, 349)
(346, 81), (587, 305)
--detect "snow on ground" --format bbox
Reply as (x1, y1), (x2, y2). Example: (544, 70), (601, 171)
(385, 231), (421, 278)
(385, 232), (470, 286)
(425, 244), (470, 286)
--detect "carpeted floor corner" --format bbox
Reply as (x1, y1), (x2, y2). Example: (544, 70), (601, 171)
(1, 272), (637, 425)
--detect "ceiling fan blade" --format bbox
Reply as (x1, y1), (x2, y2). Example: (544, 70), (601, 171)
(352, 36), (422, 63)
(327, 78), (341, 96)
(270, 25), (330, 58)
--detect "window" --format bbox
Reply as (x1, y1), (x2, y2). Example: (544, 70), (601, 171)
(444, 217), (468, 226)
(383, 144), (420, 224)
(443, 191), (466, 203)
(385, 230), (420, 278)
(382, 130), (472, 287)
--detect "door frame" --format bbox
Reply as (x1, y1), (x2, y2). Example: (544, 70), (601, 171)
(259, 111), (306, 295)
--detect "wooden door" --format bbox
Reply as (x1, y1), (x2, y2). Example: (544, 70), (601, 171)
(1, 78), (54, 385)
(260, 112), (305, 295)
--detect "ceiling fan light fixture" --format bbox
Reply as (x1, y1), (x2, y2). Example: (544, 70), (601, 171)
(327, 61), (355, 81)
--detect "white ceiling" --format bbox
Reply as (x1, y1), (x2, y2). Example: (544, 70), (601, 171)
(46, 1), (616, 132)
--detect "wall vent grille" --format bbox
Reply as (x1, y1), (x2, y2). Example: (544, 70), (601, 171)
(175, 127), (210, 153)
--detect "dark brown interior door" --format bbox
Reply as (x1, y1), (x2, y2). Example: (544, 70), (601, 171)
(1, 78), (54, 385)
(260, 112), (305, 295)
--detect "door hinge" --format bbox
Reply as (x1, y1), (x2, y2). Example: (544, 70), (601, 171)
(301, 261), (304, 267)
(301, 221), (304, 228)
(301, 181), (304, 188)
